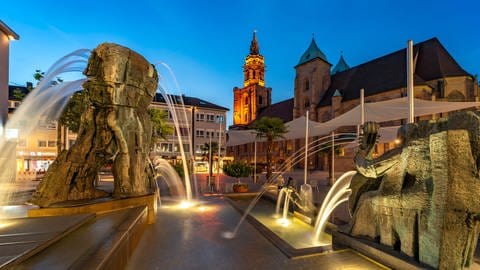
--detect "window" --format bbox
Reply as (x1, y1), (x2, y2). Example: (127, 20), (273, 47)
(244, 96), (249, 105)
(305, 79), (310, 91)
(258, 96), (263, 105)
(196, 113), (205, 121)
(174, 127), (189, 137)
(304, 99), (310, 108)
(38, 140), (47, 147)
(160, 143), (173, 152)
(39, 120), (57, 129)
(196, 129), (204, 138)
(207, 114), (215, 122)
(196, 144), (204, 154)
(48, 140), (56, 147)
(216, 115), (224, 123)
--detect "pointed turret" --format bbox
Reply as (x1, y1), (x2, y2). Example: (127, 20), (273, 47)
(332, 54), (350, 75)
(297, 37), (329, 66)
(250, 31), (260, 55)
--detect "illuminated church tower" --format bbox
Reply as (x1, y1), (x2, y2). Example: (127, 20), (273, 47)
(232, 31), (271, 127)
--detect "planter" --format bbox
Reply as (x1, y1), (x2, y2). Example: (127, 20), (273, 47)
(233, 184), (248, 193)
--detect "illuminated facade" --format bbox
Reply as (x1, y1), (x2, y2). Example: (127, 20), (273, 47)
(232, 32), (271, 127)
(0, 20), (19, 127)
(229, 37), (479, 171)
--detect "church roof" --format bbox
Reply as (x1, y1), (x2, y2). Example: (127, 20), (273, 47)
(318, 37), (470, 107)
(255, 98), (294, 123)
(331, 55), (350, 75)
(296, 38), (330, 67)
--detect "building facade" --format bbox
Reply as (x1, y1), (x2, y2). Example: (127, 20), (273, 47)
(8, 85), (229, 177)
(229, 36), (479, 172)
(149, 94), (229, 173)
(0, 20), (19, 127)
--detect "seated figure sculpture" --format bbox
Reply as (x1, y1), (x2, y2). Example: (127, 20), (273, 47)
(348, 111), (480, 269)
(31, 43), (158, 207)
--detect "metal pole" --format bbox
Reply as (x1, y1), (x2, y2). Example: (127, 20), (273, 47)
(357, 88), (365, 145)
(331, 131), (335, 184)
(304, 111), (309, 185)
(407, 40), (414, 123)
(254, 140), (257, 183)
(216, 118), (222, 192)
(209, 132), (212, 192)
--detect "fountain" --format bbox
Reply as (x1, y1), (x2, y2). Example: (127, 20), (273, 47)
(313, 170), (355, 240)
(151, 157), (186, 200)
(223, 132), (357, 244)
(0, 49), (89, 208)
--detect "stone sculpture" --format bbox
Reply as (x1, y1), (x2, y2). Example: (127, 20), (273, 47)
(348, 111), (480, 269)
(31, 43), (158, 207)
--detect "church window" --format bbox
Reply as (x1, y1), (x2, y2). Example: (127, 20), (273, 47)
(304, 99), (310, 108)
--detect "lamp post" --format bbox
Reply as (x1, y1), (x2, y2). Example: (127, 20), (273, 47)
(216, 115), (223, 192)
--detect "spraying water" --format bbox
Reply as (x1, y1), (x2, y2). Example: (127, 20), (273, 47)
(155, 63), (195, 201)
(151, 157), (187, 200)
(0, 49), (90, 207)
(313, 170), (356, 241)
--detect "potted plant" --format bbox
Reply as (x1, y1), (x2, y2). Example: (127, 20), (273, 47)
(223, 161), (252, 193)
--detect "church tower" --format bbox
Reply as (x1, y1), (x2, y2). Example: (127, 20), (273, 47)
(293, 37), (331, 121)
(233, 31), (271, 127)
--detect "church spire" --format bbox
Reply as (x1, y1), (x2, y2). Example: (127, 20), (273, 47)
(249, 30), (260, 55)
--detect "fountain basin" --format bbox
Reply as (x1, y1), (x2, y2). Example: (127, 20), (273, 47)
(226, 194), (331, 258)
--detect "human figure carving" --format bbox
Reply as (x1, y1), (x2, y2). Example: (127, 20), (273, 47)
(31, 43), (158, 207)
(348, 112), (480, 269)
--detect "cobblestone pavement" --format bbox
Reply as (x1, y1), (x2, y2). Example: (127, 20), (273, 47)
(126, 196), (388, 270)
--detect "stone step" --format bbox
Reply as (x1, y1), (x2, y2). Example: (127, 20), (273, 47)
(7, 206), (148, 270)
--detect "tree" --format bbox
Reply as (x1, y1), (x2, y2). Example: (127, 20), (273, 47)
(223, 161), (252, 192)
(32, 69), (70, 154)
(201, 141), (219, 188)
(252, 116), (288, 181)
(57, 91), (88, 153)
(147, 108), (173, 147)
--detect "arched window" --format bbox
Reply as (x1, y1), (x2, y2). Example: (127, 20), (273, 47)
(304, 99), (310, 108)
(244, 96), (249, 105)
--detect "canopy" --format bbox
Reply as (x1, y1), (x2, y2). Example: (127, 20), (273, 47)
(226, 97), (480, 146)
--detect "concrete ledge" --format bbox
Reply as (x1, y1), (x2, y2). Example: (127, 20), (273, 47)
(69, 206), (148, 270)
(27, 193), (157, 224)
(332, 231), (433, 270)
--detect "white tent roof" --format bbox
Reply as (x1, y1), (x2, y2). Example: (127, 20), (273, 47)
(226, 97), (480, 146)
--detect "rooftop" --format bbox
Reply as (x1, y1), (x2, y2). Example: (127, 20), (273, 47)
(318, 37), (470, 107)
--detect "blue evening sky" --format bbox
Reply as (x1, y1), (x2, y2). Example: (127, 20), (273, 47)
(2, 0), (479, 126)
